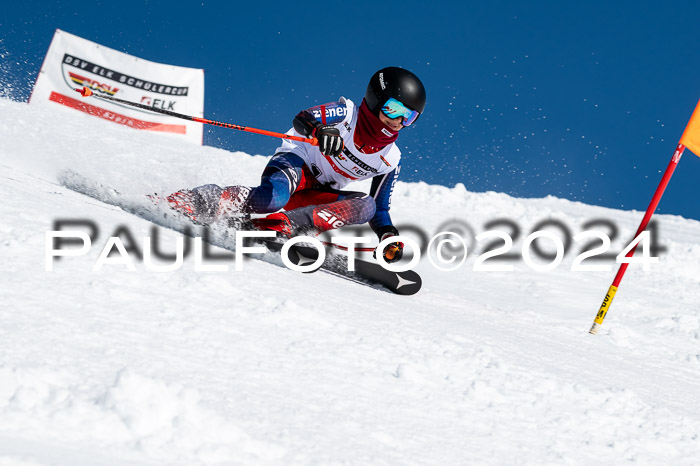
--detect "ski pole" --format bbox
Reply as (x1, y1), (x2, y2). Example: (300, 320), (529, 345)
(74, 86), (318, 146)
(322, 241), (403, 261)
(321, 241), (375, 253)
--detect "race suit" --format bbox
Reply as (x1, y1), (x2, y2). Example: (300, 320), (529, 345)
(192, 97), (401, 238)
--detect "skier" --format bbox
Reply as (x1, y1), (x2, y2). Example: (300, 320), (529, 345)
(167, 66), (426, 263)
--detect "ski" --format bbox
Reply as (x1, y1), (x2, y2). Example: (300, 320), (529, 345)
(59, 171), (422, 295)
(256, 238), (422, 295)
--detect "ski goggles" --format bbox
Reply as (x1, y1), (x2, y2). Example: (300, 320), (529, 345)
(381, 98), (420, 126)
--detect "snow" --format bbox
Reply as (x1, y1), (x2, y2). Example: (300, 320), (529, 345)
(1, 97), (700, 464)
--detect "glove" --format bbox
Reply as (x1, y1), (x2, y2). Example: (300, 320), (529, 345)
(314, 124), (344, 158)
(374, 231), (404, 264)
(382, 241), (404, 263)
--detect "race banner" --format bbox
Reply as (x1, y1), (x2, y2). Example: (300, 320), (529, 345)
(30, 29), (205, 144)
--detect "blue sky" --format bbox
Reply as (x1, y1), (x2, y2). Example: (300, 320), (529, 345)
(3, 1), (700, 220)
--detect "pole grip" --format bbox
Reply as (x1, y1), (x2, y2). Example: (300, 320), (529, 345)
(589, 285), (618, 334)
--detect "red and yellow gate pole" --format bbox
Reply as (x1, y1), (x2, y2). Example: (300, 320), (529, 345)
(590, 99), (700, 334)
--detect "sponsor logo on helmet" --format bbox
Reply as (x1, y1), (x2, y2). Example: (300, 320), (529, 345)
(379, 72), (386, 90)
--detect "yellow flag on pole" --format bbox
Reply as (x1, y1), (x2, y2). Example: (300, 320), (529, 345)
(680, 99), (700, 156)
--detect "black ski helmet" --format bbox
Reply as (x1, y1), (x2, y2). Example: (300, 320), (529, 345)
(364, 67), (426, 119)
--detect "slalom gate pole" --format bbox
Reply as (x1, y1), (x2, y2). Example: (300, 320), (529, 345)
(589, 143), (685, 334)
(74, 86), (318, 146)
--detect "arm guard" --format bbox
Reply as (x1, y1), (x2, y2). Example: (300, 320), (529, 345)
(368, 163), (401, 238)
(293, 110), (321, 137)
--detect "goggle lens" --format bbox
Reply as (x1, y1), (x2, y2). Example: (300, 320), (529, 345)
(381, 98), (420, 126)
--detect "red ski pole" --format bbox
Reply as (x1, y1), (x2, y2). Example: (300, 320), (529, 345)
(321, 241), (376, 253)
(75, 87), (318, 146)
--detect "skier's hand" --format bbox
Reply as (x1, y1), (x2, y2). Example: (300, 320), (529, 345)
(382, 241), (404, 263)
(375, 232), (404, 264)
(314, 125), (344, 158)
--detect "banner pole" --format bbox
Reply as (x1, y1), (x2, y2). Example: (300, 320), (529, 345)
(589, 143), (685, 334)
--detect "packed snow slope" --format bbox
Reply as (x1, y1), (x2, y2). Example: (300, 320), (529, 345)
(1, 97), (700, 465)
